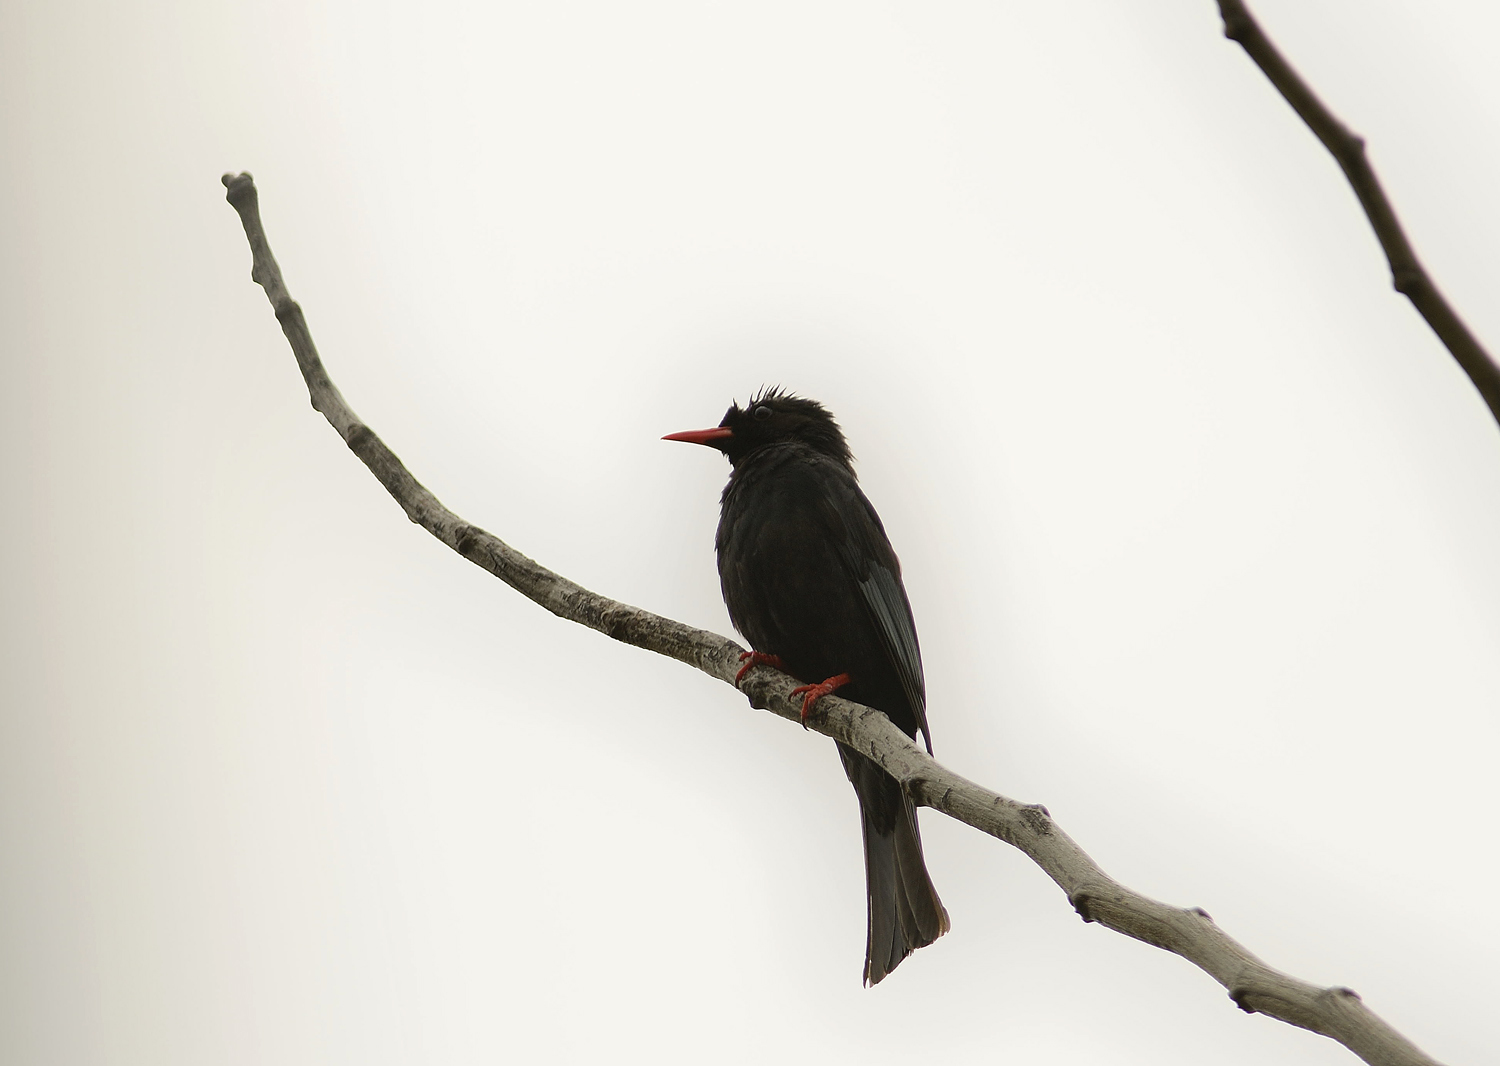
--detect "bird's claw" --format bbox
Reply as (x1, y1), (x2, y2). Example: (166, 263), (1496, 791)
(735, 650), (786, 686)
(789, 673), (851, 729)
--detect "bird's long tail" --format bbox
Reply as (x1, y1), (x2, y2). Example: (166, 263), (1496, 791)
(838, 744), (950, 985)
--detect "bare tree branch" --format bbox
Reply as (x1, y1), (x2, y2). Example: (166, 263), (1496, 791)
(1217, 0), (1500, 431)
(222, 171), (1444, 1066)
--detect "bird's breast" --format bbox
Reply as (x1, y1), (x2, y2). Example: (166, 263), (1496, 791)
(714, 452), (898, 711)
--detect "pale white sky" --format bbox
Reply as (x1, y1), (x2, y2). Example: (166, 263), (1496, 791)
(3, 2), (1498, 1064)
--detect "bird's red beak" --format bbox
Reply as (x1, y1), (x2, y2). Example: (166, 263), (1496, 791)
(662, 426), (734, 446)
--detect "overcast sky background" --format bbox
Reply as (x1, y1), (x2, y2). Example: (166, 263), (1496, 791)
(4, 1), (1498, 1063)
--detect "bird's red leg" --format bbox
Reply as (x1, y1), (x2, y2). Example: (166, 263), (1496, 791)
(735, 650), (786, 686)
(789, 673), (852, 729)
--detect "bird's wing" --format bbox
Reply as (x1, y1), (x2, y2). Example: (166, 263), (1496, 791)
(855, 560), (930, 752)
(824, 473), (931, 753)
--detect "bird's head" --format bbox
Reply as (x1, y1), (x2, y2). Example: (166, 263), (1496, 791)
(663, 387), (853, 468)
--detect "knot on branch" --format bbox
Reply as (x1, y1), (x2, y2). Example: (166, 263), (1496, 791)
(736, 674), (776, 712)
(1391, 265), (1425, 296)
(1018, 803), (1053, 837)
(453, 523), (485, 562)
(1229, 986), (1257, 1014)
(903, 774), (946, 808)
(1220, 14), (1250, 43)
(221, 171), (256, 204)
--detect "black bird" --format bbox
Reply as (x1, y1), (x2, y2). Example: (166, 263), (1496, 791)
(665, 388), (949, 984)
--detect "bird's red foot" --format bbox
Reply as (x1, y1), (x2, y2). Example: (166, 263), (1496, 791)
(735, 651), (786, 686)
(789, 673), (851, 728)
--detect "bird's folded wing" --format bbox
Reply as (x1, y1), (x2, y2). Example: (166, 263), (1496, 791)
(856, 563), (930, 752)
(824, 478), (931, 753)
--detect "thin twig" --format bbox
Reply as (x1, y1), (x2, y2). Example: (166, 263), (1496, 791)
(223, 171), (1445, 1066)
(1217, 0), (1500, 430)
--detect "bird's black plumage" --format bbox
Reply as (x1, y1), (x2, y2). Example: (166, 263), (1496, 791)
(667, 388), (948, 984)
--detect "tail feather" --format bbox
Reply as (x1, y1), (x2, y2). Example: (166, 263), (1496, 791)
(838, 744), (949, 985)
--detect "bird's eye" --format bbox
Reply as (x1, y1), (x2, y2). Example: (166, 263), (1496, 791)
(753, 405), (772, 422)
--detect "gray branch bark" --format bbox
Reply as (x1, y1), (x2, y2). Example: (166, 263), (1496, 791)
(1217, 0), (1500, 431)
(222, 171), (1444, 1066)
